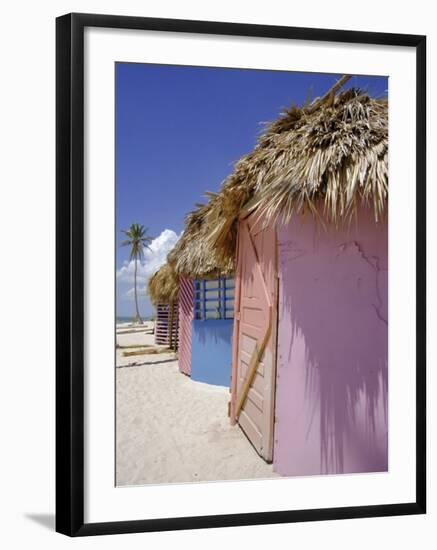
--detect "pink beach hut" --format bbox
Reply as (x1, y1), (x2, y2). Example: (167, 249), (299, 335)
(206, 84), (389, 476)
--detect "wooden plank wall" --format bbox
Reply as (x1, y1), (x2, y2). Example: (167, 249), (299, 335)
(155, 302), (179, 349)
(178, 278), (194, 375)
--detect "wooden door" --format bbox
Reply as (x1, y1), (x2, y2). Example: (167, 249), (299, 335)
(230, 214), (278, 462)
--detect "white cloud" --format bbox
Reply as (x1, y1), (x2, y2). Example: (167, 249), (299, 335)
(117, 229), (180, 298)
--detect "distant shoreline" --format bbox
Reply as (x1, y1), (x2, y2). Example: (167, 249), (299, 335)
(116, 316), (155, 324)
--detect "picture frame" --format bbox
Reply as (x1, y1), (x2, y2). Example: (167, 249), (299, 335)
(56, 12), (426, 537)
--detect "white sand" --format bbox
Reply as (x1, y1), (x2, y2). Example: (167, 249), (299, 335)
(116, 321), (176, 368)
(116, 322), (278, 485)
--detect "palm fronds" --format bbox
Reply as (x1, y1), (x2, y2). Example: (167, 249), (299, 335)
(120, 223), (153, 259)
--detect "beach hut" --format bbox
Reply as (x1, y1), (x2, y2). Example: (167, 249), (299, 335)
(167, 201), (235, 385)
(147, 263), (179, 350)
(204, 79), (388, 475)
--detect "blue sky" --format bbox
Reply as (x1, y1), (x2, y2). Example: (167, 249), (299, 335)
(116, 63), (388, 318)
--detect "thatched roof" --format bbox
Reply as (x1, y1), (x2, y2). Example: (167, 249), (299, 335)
(205, 77), (388, 261)
(147, 262), (179, 305)
(167, 197), (235, 279)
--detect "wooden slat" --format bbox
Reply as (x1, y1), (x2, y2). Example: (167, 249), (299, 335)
(235, 305), (272, 419)
(154, 301), (179, 348)
(239, 410), (263, 451)
(178, 278), (194, 375)
(243, 388), (264, 419)
(238, 368), (265, 395)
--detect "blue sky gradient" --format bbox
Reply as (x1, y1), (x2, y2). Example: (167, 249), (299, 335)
(116, 63), (388, 318)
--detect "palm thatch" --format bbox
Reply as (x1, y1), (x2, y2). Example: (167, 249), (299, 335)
(205, 77), (388, 262)
(147, 262), (179, 305)
(167, 197), (235, 279)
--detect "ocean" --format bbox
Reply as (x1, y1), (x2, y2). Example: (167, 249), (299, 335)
(116, 316), (133, 324)
(116, 315), (154, 324)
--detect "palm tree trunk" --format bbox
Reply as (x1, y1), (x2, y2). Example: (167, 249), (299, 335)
(134, 256), (143, 324)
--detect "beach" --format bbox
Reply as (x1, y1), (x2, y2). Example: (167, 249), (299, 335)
(116, 321), (278, 485)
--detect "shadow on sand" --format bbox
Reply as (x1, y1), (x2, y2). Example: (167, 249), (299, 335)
(25, 513), (55, 531)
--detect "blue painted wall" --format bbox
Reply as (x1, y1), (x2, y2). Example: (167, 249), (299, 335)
(190, 319), (233, 387)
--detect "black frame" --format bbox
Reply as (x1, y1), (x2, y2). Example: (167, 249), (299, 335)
(56, 12), (426, 537)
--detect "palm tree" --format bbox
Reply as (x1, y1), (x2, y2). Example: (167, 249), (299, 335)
(120, 223), (153, 324)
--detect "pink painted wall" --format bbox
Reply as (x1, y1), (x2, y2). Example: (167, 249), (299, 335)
(178, 278), (194, 375)
(273, 207), (388, 476)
